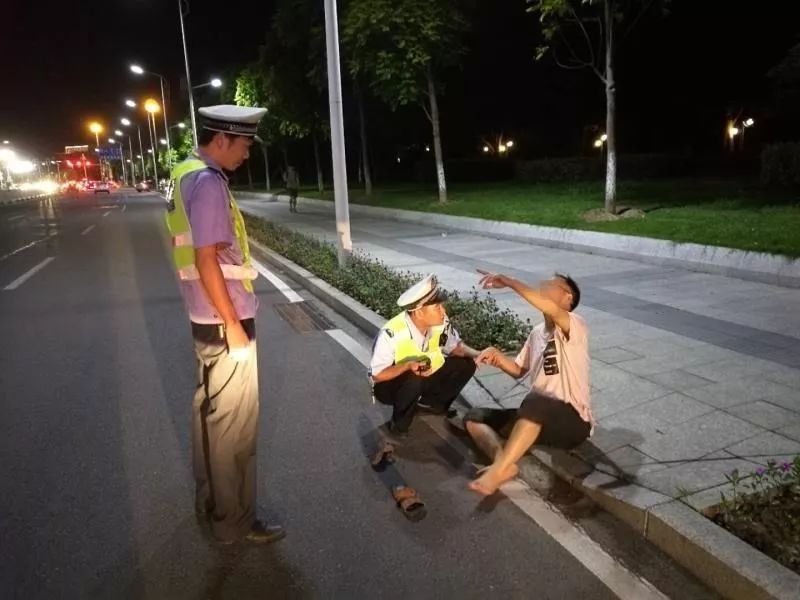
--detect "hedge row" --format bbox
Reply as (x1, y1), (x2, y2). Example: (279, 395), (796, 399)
(244, 215), (530, 351)
(761, 143), (800, 187)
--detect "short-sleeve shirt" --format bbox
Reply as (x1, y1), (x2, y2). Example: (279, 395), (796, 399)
(514, 313), (593, 425)
(177, 150), (257, 324)
(369, 313), (461, 378)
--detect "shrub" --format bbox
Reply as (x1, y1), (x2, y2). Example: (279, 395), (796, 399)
(245, 215), (529, 351)
(714, 457), (800, 574)
(761, 143), (800, 187)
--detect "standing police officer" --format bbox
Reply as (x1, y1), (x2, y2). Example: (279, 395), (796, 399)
(166, 105), (284, 544)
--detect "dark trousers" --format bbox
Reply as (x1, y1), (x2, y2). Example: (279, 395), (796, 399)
(191, 319), (259, 541)
(373, 356), (476, 432)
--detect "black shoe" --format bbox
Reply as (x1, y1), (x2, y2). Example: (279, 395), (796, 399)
(244, 520), (286, 544)
(417, 402), (457, 419)
(379, 421), (409, 445)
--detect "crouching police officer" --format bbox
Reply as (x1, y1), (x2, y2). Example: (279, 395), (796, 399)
(369, 274), (482, 439)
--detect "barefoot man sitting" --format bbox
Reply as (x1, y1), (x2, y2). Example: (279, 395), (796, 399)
(466, 270), (593, 496)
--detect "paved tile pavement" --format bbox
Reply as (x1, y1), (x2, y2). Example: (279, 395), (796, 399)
(239, 195), (800, 510)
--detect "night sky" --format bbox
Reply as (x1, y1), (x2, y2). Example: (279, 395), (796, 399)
(2, 0), (799, 162)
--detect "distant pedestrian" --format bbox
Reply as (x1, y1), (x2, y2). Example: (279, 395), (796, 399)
(466, 271), (593, 496)
(165, 104), (285, 545)
(284, 166), (299, 212)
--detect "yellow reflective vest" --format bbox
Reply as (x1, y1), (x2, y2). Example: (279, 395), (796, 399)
(165, 156), (256, 293)
(383, 312), (447, 375)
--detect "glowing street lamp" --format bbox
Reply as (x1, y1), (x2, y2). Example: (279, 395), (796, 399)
(2, 140), (9, 145)
(114, 129), (124, 137)
(125, 99), (137, 108)
(120, 118), (131, 126)
(482, 145), (490, 153)
(506, 140), (515, 148)
(160, 138), (168, 146)
(593, 139), (603, 148)
(143, 99), (160, 180)
(744, 118), (755, 128)
(130, 63), (172, 167)
(728, 126), (740, 139)
(194, 77), (223, 90)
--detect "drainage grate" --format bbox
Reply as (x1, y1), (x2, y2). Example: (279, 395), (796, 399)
(273, 301), (334, 334)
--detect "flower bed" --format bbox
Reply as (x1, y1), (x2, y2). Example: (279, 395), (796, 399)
(244, 215), (530, 351)
(714, 457), (800, 574)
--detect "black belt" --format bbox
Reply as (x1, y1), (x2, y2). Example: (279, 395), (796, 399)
(191, 318), (255, 344)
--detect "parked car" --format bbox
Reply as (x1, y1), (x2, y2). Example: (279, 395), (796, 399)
(94, 181), (111, 194)
(135, 180), (151, 193)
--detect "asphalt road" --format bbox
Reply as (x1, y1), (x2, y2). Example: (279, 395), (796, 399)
(0, 191), (716, 599)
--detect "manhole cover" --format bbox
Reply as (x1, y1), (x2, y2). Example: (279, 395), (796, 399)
(273, 302), (333, 333)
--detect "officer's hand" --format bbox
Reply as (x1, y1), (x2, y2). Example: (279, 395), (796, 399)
(405, 360), (431, 376)
(226, 322), (251, 362)
(476, 347), (502, 367)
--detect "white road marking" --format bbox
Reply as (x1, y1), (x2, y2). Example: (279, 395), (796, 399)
(102, 210), (111, 217)
(81, 225), (96, 236)
(0, 233), (58, 262)
(121, 204), (127, 212)
(4, 257), (56, 290)
(321, 316), (668, 600)
(7, 215), (25, 222)
(325, 329), (371, 367)
(498, 482), (668, 600)
(251, 258), (303, 303)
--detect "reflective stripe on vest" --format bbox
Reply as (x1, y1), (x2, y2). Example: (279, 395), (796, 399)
(385, 312), (446, 375)
(166, 156), (256, 293)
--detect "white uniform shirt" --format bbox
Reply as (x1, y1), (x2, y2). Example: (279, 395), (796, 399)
(369, 313), (461, 378)
(514, 313), (593, 425)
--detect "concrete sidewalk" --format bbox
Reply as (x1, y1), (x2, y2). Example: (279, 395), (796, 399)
(238, 192), (800, 515)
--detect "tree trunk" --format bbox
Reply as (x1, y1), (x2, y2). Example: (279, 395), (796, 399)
(426, 68), (447, 204)
(312, 131), (324, 193)
(246, 160), (254, 189)
(604, 0), (617, 214)
(261, 143), (271, 192)
(356, 86), (373, 196)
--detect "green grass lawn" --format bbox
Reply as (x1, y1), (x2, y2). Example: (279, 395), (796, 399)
(301, 179), (800, 256)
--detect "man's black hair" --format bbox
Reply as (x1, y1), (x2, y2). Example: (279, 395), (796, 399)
(555, 272), (580, 311)
(197, 128), (239, 147)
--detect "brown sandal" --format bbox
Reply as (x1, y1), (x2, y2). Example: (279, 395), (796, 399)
(392, 486), (427, 522)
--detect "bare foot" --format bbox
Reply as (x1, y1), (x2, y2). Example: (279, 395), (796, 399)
(469, 463), (519, 496)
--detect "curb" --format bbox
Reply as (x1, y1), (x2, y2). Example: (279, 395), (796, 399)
(238, 191), (800, 289)
(248, 234), (800, 600)
(0, 193), (51, 206)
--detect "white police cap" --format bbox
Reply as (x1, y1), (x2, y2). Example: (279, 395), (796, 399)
(397, 274), (445, 310)
(198, 105), (267, 138)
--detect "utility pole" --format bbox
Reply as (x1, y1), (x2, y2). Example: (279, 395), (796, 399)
(323, 0), (352, 266)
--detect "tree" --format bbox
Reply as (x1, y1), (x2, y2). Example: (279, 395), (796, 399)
(342, 0), (470, 203)
(261, 0), (331, 193)
(528, 0), (668, 214)
(233, 66), (283, 192)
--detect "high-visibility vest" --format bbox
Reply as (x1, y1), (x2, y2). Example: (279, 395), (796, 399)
(384, 312), (447, 375)
(165, 156), (256, 293)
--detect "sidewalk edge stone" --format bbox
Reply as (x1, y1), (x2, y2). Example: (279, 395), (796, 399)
(248, 233), (800, 600)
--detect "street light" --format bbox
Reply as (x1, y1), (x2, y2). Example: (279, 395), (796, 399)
(159, 138), (168, 146)
(108, 138), (127, 184)
(125, 99), (137, 108)
(2, 140), (9, 145)
(120, 109), (146, 183)
(130, 63), (172, 167)
(144, 98), (160, 181)
(193, 77), (223, 90)
(176, 0), (198, 147)
(506, 140), (515, 148)
(88, 122), (104, 178)
(482, 145), (490, 153)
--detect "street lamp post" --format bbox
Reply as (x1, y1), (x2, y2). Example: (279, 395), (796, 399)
(89, 122), (104, 179)
(130, 64), (172, 168)
(323, 0), (352, 265)
(177, 0), (198, 147)
(144, 99), (161, 183)
(109, 138), (126, 183)
(121, 109), (148, 181)
(116, 128), (136, 186)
